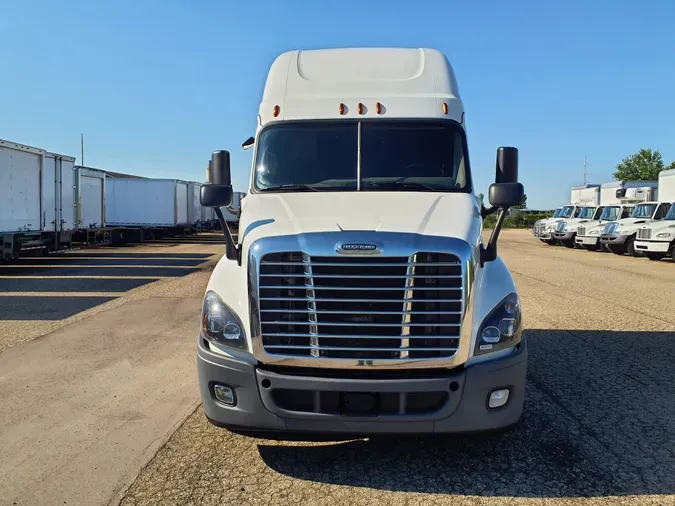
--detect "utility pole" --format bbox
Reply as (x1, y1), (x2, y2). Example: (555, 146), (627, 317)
(81, 134), (84, 167)
(583, 156), (588, 186)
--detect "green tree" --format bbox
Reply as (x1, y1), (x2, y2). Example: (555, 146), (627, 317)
(668, 160), (675, 171)
(477, 193), (484, 207)
(613, 148), (665, 181)
(519, 193), (527, 209)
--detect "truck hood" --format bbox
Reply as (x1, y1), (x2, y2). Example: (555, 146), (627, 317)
(239, 192), (482, 246)
(638, 221), (675, 233)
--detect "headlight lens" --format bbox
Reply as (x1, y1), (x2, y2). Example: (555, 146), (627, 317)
(590, 230), (599, 235)
(202, 291), (247, 350)
(475, 293), (522, 356)
(656, 232), (672, 238)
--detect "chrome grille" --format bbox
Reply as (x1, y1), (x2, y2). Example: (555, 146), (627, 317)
(258, 252), (462, 360)
(637, 228), (651, 240)
(577, 226), (586, 236)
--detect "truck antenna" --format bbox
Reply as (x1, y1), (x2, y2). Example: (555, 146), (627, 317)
(81, 133), (84, 167)
(584, 156), (588, 186)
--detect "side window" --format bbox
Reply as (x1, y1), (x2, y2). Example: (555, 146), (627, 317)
(595, 207), (604, 219)
(621, 208), (631, 219)
(657, 203), (670, 219)
(573, 208), (582, 218)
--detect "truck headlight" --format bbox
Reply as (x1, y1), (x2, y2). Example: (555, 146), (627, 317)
(590, 230), (599, 235)
(656, 232), (672, 238)
(202, 291), (247, 350)
(475, 293), (522, 356)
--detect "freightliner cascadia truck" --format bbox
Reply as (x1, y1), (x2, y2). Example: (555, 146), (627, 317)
(196, 48), (526, 435)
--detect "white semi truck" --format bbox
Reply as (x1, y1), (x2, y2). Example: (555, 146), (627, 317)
(574, 181), (658, 251)
(599, 181), (671, 256)
(533, 199), (583, 245)
(552, 185), (601, 247)
(195, 48), (527, 435)
(634, 169), (675, 261)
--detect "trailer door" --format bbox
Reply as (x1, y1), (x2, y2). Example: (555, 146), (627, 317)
(80, 175), (104, 228)
(0, 142), (42, 232)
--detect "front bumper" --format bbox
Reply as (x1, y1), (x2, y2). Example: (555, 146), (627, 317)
(635, 240), (671, 253)
(553, 231), (575, 240)
(534, 229), (554, 239)
(575, 235), (599, 246)
(600, 234), (629, 245)
(197, 337), (527, 435)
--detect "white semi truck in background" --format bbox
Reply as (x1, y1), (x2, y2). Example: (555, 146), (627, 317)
(600, 181), (671, 256)
(532, 186), (596, 245)
(574, 181), (658, 251)
(552, 185), (601, 248)
(634, 169), (675, 261)
(196, 48), (527, 436)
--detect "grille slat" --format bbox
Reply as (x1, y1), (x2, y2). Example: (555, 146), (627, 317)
(637, 228), (651, 240)
(258, 251), (463, 360)
(265, 346), (459, 352)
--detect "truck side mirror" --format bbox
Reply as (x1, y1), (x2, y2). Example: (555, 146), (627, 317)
(489, 182), (524, 208)
(200, 185), (233, 207)
(481, 147), (522, 266)
(495, 146), (518, 184)
(204, 149), (239, 263)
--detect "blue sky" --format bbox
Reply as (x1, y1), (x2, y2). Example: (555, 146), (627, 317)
(1, 0), (674, 209)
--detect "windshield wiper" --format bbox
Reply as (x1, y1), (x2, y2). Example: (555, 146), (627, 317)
(362, 181), (440, 192)
(259, 184), (319, 192)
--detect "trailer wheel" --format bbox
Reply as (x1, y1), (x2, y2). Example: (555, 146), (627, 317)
(645, 252), (665, 261)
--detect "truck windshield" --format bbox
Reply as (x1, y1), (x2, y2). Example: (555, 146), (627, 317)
(631, 203), (657, 218)
(560, 206), (575, 218)
(578, 207), (596, 219)
(552, 208), (562, 218)
(253, 121), (470, 193)
(666, 203), (675, 220)
(600, 206), (620, 221)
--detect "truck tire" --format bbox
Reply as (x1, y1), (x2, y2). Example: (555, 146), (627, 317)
(645, 252), (665, 261)
(544, 238), (556, 246)
(671, 246), (675, 263)
(607, 244), (626, 256)
(626, 237), (642, 258)
(561, 238), (575, 248)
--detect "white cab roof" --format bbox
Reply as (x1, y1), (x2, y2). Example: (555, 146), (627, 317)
(259, 48), (464, 126)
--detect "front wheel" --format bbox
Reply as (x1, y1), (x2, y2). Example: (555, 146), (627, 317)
(626, 237), (642, 258)
(561, 239), (575, 248)
(544, 238), (557, 246)
(607, 244), (627, 256)
(645, 252), (665, 261)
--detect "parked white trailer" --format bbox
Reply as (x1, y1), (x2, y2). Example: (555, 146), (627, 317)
(105, 177), (190, 227)
(1, 139), (43, 234)
(75, 166), (106, 228)
(188, 182), (203, 225)
(43, 151), (76, 235)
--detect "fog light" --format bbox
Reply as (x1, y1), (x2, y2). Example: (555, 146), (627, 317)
(214, 384), (236, 406)
(488, 388), (510, 409)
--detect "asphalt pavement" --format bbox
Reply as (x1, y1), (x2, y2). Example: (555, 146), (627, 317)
(2, 230), (674, 506)
(120, 230), (675, 506)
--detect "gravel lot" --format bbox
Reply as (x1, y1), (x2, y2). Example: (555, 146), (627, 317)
(119, 230), (675, 506)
